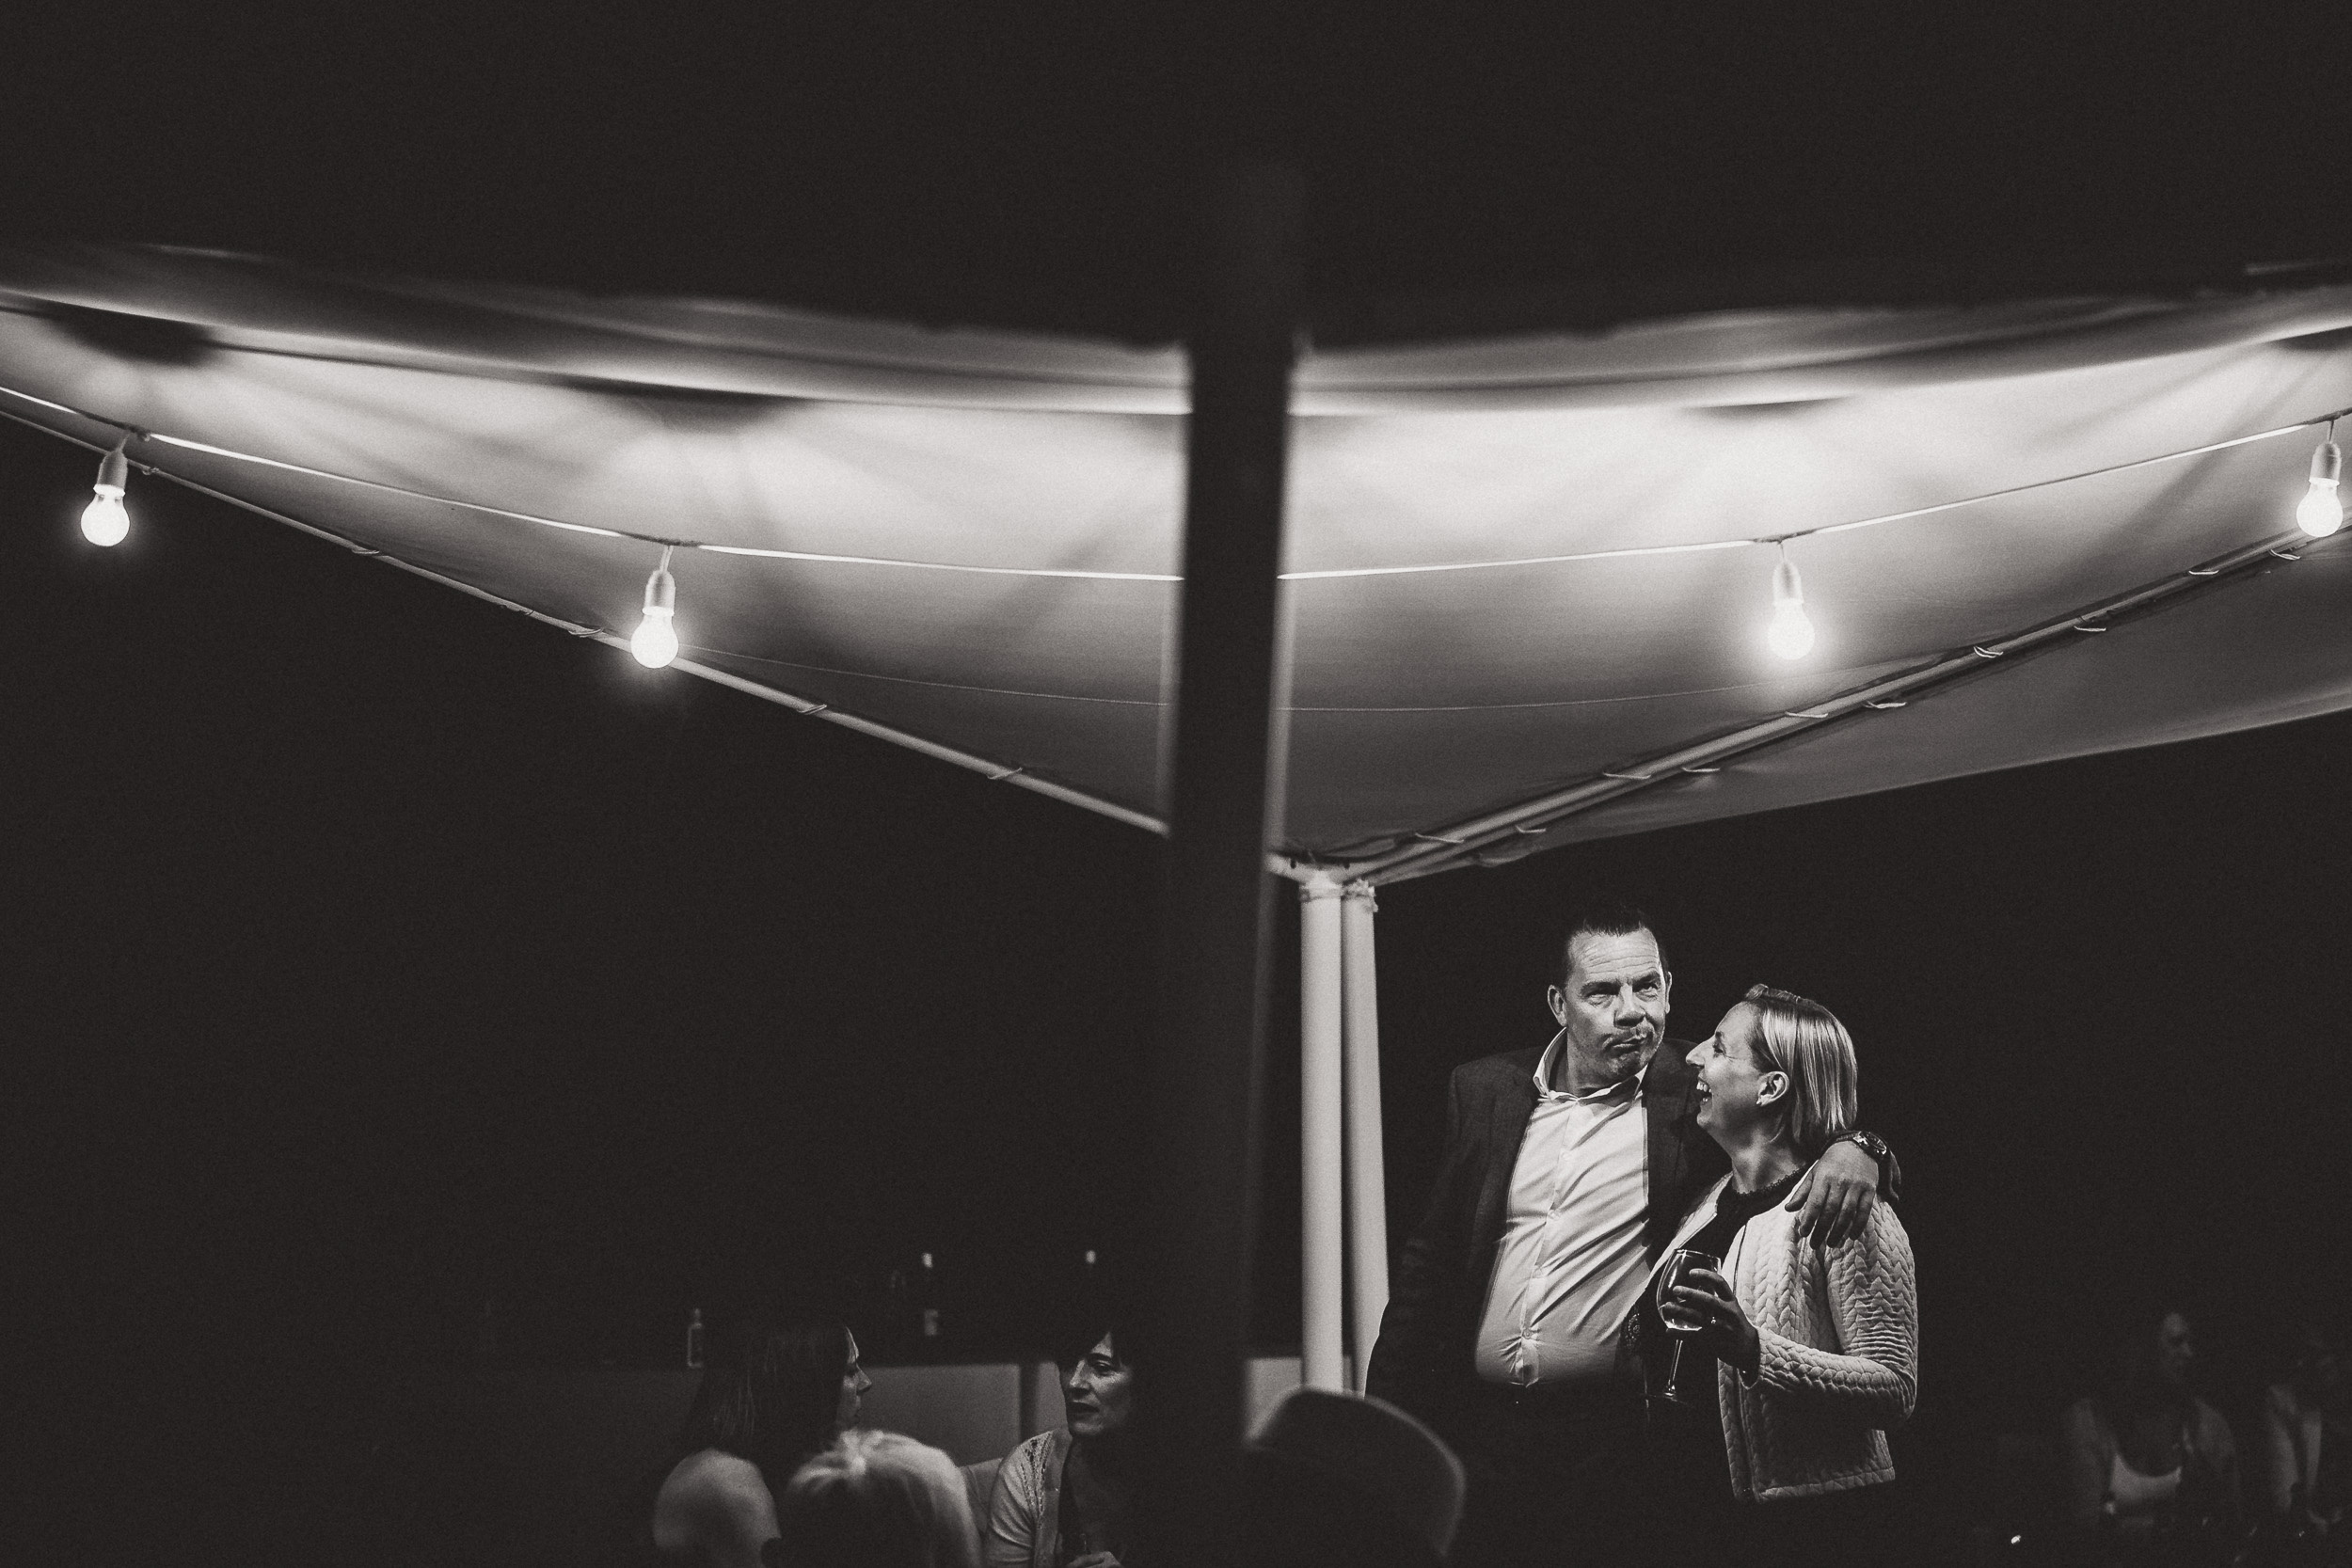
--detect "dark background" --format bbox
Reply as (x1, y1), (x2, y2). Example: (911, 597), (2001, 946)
(4, 3), (2350, 336)
(8, 2), (2352, 1562)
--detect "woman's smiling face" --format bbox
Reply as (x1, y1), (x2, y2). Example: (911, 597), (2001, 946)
(1687, 1003), (1785, 1137)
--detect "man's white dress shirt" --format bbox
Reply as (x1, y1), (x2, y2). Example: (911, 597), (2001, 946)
(1472, 1033), (1651, 1388)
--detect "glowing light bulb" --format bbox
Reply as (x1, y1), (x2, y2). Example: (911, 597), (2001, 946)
(81, 442), (131, 546)
(1768, 598), (1815, 659)
(632, 607), (678, 668)
(81, 489), (129, 546)
(2297, 439), (2343, 538)
(1766, 552), (1816, 659)
(631, 554), (679, 668)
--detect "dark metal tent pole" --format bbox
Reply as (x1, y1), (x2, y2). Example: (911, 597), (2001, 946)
(1136, 161), (1303, 1568)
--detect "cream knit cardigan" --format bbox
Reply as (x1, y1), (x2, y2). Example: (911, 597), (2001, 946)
(1655, 1173), (1919, 1502)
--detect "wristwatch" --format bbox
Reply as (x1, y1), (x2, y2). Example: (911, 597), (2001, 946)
(1836, 1131), (1900, 1199)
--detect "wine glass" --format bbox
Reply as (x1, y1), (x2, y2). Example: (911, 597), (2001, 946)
(1655, 1247), (1722, 1408)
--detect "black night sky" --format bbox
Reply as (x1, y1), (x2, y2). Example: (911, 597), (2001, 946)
(9, 3), (2352, 1563)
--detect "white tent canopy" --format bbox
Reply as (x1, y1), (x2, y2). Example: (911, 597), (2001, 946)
(12, 242), (2352, 1398)
(8, 244), (2352, 881)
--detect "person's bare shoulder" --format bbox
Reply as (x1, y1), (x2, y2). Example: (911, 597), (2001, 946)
(654, 1449), (777, 1561)
(662, 1447), (768, 1503)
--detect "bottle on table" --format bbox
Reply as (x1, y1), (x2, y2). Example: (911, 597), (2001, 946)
(686, 1307), (705, 1370)
(882, 1267), (914, 1357)
(916, 1252), (944, 1357)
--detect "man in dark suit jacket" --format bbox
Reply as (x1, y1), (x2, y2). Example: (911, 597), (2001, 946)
(1364, 903), (1894, 1568)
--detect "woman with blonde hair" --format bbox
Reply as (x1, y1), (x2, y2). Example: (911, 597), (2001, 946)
(1654, 983), (1918, 1568)
(767, 1430), (982, 1568)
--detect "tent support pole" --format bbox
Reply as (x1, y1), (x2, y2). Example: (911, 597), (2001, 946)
(1340, 880), (1390, 1392)
(1299, 874), (1346, 1390)
(1136, 161), (1303, 1568)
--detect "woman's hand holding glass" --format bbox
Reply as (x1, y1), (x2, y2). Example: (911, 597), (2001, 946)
(1664, 1267), (1762, 1377)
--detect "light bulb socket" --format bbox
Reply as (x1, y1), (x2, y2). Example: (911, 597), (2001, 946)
(1772, 556), (1804, 607)
(2312, 441), (2343, 486)
(96, 444), (129, 493)
(643, 565), (676, 615)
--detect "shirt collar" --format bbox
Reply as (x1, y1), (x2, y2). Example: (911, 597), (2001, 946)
(1531, 1030), (1651, 1105)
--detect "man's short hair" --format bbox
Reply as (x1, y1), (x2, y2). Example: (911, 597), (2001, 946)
(1553, 898), (1667, 989)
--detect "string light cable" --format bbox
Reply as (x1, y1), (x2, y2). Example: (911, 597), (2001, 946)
(8, 375), (2350, 863)
(0, 390), (1168, 835)
(5, 377), (2349, 585)
(1351, 515), (2352, 884)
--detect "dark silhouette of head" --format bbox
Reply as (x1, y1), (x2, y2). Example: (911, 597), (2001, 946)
(675, 1310), (856, 1493)
(766, 1431), (978, 1568)
(2105, 1299), (2199, 1407)
(1238, 1390), (1464, 1568)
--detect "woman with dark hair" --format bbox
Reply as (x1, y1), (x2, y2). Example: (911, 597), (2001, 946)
(985, 1321), (1137, 1568)
(2058, 1303), (2243, 1565)
(651, 1312), (873, 1568)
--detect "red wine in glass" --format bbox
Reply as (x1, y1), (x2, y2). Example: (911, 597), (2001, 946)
(1656, 1247), (1722, 1407)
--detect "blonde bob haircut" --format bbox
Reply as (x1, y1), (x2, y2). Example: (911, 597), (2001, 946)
(1741, 983), (1859, 1161)
(771, 1429), (980, 1568)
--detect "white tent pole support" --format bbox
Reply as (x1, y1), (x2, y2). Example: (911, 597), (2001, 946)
(1358, 520), (2348, 884)
(1297, 873), (1347, 1392)
(1339, 879), (1389, 1393)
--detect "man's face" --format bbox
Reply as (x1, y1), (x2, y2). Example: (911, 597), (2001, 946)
(1547, 927), (1671, 1090)
(2293, 1330), (2344, 1403)
(2153, 1312), (2197, 1393)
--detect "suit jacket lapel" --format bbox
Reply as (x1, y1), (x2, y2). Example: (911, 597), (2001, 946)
(1471, 1058), (1540, 1261)
(1643, 1048), (1700, 1260)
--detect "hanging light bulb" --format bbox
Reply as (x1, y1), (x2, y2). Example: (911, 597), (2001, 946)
(80, 440), (131, 546)
(1766, 546), (1816, 659)
(631, 547), (680, 668)
(2297, 432), (2343, 539)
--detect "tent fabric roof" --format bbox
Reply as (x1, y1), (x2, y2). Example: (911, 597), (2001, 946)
(8, 244), (2352, 879)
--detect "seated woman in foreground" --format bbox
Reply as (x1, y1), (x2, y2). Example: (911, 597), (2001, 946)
(653, 1312), (874, 1568)
(1660, 984), (1919, 1568)
(986, 1320), (1136, 1568)
(2058, 1303), (2242, 1565)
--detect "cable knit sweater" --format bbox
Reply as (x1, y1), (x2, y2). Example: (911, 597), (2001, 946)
(1660, 1172), (1918, 1502)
